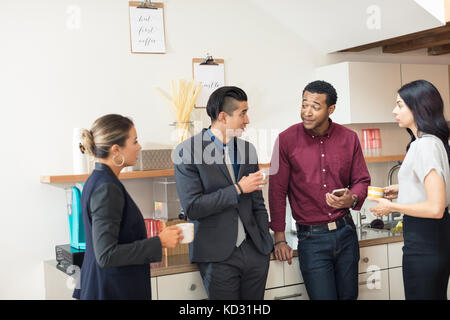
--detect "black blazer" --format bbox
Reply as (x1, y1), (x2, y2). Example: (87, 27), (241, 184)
(174, 129), (273, 262)
(73, 163), (162, 300)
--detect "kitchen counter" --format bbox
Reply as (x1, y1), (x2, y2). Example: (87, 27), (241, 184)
(150, 228), (403, 277)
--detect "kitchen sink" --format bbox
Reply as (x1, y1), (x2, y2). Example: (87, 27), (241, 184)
(362, 221), (403, 233)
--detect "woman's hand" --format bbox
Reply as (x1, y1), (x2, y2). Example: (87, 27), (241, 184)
(159, 225), (183, 249)
(384, 184), (399, 200)
(369, 198), (393, 217)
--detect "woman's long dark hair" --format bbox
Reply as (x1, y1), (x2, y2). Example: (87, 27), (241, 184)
(398, 79), (450, 165)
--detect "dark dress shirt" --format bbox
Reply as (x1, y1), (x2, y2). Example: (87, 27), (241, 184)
(269, 120), (370, 231)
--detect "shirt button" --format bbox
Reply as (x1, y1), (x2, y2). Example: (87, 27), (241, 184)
(320, 141), (323, 144)
(321, 154), (325, 157)
(324, 184), (327, 188)
(312, 136), (315, 139)
(323, 169), (326, 172)
(329, 213), (332, 216)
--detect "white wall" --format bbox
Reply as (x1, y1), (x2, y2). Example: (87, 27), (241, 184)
(1, 0), (449, 299)
(0, 0), (320, 299)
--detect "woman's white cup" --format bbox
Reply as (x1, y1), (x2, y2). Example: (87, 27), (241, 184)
(368, 186), (384, 199)
(177, 223), (194, 244)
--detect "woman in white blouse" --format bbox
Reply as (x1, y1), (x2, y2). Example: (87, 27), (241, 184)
(370, 79), (450, 300)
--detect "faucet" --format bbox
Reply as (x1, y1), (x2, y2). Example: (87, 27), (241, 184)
(387, 162), (402, 225)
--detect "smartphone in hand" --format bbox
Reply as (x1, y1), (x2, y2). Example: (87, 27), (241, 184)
(331, 188), (346, 197)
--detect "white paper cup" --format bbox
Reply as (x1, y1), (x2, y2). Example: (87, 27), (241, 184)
(177, 223), (194, 244)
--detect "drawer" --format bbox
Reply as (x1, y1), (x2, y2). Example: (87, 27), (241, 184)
(284, 258), (304, 286)
(387, 242), (403, 268)
(264, 284), (309, 300)
(359, 244), (388, 273)
(358, 269), (389, 300)
(157, 271), (207, 300)
(265, 260), (284, 289)
(151, 277), (158, 300)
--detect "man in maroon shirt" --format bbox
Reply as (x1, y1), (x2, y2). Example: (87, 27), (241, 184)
(269, 80), (370, 300)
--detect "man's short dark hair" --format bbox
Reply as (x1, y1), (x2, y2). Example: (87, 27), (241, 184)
(206, 86), (247, 122)
(302, 80), (338, 107)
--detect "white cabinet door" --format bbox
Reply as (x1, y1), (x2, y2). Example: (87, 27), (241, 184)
(389, 267), (405, 300)
(316, 62), (401, 124)
(264, 284), (309, 300)
(359, 244), (388, 274)
(157, 271), (207, 300)
(387, 242), (403, 268)
(401, 64), (450, 121)
(151, 277), (158, 300)
(348, 62), (401, 123)
(265, 260), (284, 289)
(448, 276), (450, 299)
(358, 269), (390, 300)
(284, 258), (304, 286)
(43, 261), (76, 300)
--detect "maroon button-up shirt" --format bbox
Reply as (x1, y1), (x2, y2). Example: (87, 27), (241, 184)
(269, 120), (370, 231)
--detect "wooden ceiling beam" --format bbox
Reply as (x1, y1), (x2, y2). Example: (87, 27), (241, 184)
(339, 23), (450, 53)
(382, 31), (450, 53)
(428, 43), (450, 55)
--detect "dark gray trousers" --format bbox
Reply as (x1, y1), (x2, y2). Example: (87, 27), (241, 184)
(197, 237), (270, 300)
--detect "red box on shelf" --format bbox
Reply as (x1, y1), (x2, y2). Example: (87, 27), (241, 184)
(144, 219), (164, 239)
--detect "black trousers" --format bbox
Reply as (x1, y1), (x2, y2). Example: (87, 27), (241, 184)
(197, 237), (270, 300)
(402, 211), (450, 300)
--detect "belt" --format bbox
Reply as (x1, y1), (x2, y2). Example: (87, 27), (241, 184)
(296, 213), (354, 233)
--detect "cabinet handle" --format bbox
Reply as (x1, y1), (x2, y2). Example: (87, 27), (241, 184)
(189, 284), (197, 291)
(362, 257), (369, 263)
(274, 293), (303, 300)
(358, 279), (380, 286)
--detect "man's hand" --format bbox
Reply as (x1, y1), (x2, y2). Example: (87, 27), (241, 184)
(236, 171), (266, 194)
(325, 188), (354, 209)
(273, 232), (293, 265)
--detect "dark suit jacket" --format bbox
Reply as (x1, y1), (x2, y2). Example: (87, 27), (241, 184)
(174, 128), (273, 263)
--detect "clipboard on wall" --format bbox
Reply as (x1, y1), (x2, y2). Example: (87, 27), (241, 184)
(128, 1), (166, 54)
(192, 56), (225, 108)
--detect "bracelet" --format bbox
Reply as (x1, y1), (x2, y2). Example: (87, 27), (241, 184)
(274, 240), (287, 246)
(236, 183), (244, 194)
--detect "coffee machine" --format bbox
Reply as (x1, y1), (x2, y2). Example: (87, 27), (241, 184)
(67, 185), (86, 250)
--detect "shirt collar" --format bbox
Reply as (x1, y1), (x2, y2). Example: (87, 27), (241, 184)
(95, 162), (115, 175)
(302, 119), (335, 139)
(207, 127), (229, 151)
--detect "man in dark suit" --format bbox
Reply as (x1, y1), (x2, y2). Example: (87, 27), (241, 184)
(174, 86), (273, 300)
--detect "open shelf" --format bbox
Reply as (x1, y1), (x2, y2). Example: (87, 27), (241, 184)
(363, 154), (405, 163)
(40, 169), (175, 184)
(40, 157), (401, 185)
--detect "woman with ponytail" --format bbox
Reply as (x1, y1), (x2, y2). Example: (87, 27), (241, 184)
(370, 80), (450, 300)
(73, 114), (183, 300)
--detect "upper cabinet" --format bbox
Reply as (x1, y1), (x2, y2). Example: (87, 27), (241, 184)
(316, 62), (450, 124)
(401, 64), (450, 121)
(316, 62), (401, 124)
